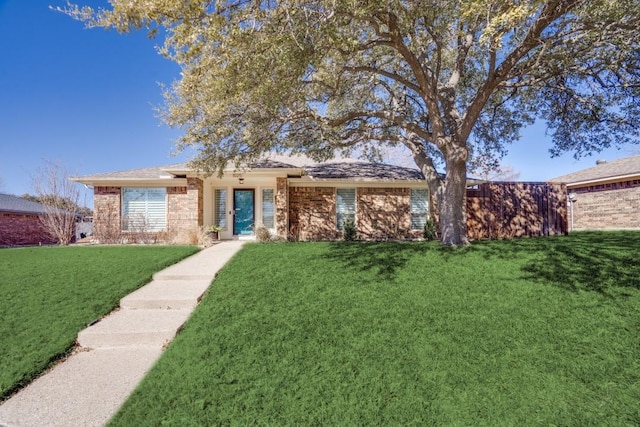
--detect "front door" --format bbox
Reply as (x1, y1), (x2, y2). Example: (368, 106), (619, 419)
(233, 189), (255, 235)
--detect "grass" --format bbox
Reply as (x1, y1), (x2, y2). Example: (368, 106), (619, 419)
(108, 232), (640, 426)
(0, 245), (198, 401)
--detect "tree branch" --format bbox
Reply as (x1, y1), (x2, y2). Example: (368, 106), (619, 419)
(461, 0), (582, 141)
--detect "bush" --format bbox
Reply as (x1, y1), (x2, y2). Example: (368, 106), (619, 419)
(255, 226), (272, 242)
(342, 218), (358, 241)
(423, 219), (437, 241)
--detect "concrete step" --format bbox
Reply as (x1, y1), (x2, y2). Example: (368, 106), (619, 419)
(120, 279), (212, 310)
(238, 235), (257, 241)
(152, 240), (246, 281)
(77, 309), (192, 348)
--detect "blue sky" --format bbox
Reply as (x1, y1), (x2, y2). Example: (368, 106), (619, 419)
(0, 0), (637, 208)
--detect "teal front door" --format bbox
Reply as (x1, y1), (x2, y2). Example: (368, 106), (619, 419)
(233, 189), (255, 235)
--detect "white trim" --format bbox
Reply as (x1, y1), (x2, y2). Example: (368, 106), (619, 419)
(564, 173), (640, 188)
(71, 178), (188, 187)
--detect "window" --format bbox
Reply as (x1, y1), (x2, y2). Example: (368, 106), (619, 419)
(410, 188), (429, 230)
(336, 188), (356, 230)
(262, 188), (275, 228)
(214, 189), (227, 229)
(122, 188), (166, 231)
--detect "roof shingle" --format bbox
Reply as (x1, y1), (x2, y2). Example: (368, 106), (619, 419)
(549, 156), (640, 184)
(305, 162), (424, 180)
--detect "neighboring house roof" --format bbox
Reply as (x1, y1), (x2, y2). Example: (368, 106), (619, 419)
(549, 156), (640, 185)
(305, 162), (424, 181)
(0, 193), (47, 215)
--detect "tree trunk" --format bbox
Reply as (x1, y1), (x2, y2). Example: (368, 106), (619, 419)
(408, 138), (469, 246)
(439, 155), (469, 246)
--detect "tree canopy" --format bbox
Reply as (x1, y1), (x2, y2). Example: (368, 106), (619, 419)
(64, 0), (640, 245)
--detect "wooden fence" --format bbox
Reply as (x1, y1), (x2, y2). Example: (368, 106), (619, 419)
(466, 182), (568, 240)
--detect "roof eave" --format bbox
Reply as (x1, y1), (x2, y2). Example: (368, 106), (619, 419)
(70, 177), (189, 187)
(0, 209), (44, 215)
(562, 172), (640, 188)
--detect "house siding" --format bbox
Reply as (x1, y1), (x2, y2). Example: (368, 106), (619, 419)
(0, 212), (57, 246)
(570, 184), (640, 230)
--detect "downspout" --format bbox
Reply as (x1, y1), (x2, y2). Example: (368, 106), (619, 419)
(568, 192), (577, 232)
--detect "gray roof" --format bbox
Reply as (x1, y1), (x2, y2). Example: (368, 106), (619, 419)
(73, 158), (308, 182)
(72, 154), (426, 183)
(306, 162), (424, 180)
(0, 193), (46, 214)
(549, 156), (640, 184)
(74, 163), (189, 181)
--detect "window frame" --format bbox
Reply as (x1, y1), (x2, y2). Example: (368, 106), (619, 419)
(121, 187), (167, 232)
(336, 188), (357, 231)
(410, 188), (430, 230)
(213, 188), (228, 230)
(261, 188), (275, 229)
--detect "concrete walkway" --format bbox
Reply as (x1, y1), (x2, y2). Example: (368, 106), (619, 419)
(0, 240), (246, 427)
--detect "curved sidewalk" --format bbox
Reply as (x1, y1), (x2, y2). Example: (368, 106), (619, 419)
(0, 241), (246, 427)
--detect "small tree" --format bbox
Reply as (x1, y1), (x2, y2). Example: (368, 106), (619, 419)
(32, 161), (80, 245)
(342, 218), (358, 241)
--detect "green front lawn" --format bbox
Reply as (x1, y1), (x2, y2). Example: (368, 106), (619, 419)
(0, 245), (198, 401)
(110, 232), (640, 426)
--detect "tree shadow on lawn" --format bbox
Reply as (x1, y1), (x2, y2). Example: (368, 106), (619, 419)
(323, 241), (433, 281)
(466, 232), (640, 295)
(325, 232), (640, 295)
(520, 232), (640, 295)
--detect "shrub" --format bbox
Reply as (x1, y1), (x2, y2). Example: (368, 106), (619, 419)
(255, 226), (272, 242)
(423, 219), (437, 241)
(342, 218), (358, 241)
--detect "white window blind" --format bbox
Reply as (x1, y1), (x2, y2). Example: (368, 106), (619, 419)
(262, 189), (275, 228)
(122, 188), (167, 232)
(336, 188), (356, 230)
(410, 189), (429, 230)
(214, 189), (227, 228)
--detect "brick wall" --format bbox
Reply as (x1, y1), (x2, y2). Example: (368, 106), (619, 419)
(571, 185), (640, 230)
(357, 187), (418, 239)
(93, 186), (121, 242)
(0, 212), (57, 246)
(289, 186), (422, 240)
(288, 186), (339, 240)
(167, 178), (203, 234)
(276, 178), (288, 236)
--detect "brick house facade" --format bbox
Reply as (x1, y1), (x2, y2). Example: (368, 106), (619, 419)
(0, 194), (59, 246)
(73, 156), (433, 242)
(74, 154), (569, 243)
(550, 156), (640, 231)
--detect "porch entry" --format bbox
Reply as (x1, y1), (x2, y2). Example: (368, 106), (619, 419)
(233, 189), (255, 235)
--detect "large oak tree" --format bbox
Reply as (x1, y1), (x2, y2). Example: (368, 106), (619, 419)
(65, 0), (640, 245)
